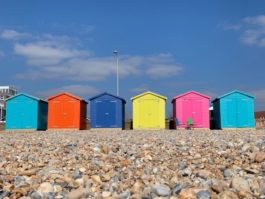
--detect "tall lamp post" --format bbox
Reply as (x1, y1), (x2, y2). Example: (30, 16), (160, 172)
(113, 50), (119, 96)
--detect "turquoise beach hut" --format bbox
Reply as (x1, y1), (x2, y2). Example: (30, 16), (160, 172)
(212, 90), (255, 129)
(6, 93), (48, 130)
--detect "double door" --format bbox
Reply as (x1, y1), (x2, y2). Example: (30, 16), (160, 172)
(8, 99), (35, 129)
(51, 99), (76, 128)
(95, 100), (117, 128)
(138, 99), (160, 128)
(182, 98), (203, 127)
(223, 98), (252, 127)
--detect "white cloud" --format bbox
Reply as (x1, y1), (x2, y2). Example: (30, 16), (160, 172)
(221, 15), (265, 47)
(217, 22), (241, 31)
(146, 64), (182, 78)
(16, 51), (183, 81)
(14, 41), (90, 65)
(130, 84), (149, 93)
(240, 16), (265, 47)
(0, 29), (32, 40)
(37, 84), (100, 99)
(3, 30), (183, 81)
(244, 15), (265, 26)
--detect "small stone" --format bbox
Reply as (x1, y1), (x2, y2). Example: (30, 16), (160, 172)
(102, 191), (112, 197)
(118, 191), (131, 199)
(178, 161), (187, 170)
(102, 174), (111, 182)
(172, 183), (183, 195)
(133, 180), (142, 192)
(197, 190), (211, 199)
(14, 176), (27, 188)
(255, 151), (265, 162)
(68, 187), (89, 199)
(18, 168), (39, 176)
(91, 175), (102, 184)
(211, 179), (228, 193)
(231, 177), (251, 193)
(244, 168), (259, 174)
(179, 168), (192, 177)
(218, 191), (239, 199)
(241, 144), (250, 152)
(223, 169), (234, 178)
(151, 184), (171, 196)
(31, 192), (42, 199)
(79, 167), (86, 173)
(75, 178), (84, 186)
(198, 170), (212, 179)
(37, 182), (54, 195)
(53, 185), (63, 192)
(102, 145), (111, 154)
(72, 170), (82, 179)
(179, 188), (200, 199)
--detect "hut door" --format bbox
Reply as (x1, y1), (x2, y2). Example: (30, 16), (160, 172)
(96, 100), (117, 128)
(237, 98), (251, 127)
(182, 99), (192, 126)
(223, 99), (237, 127)
(192, 99), (203, 127)
(108, 100), (117, 127)
(63, 100), (76, 127)
(22, 100), (34, 128)
(145, 99), (159, 128)
(12, 99), (34, 128)
(51, 100), (63, 128)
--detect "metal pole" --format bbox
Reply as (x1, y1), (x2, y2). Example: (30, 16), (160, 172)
(114, 50), (119, 96)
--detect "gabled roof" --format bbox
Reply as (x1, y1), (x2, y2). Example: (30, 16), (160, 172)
(47, 92), (88, 103)
(6, 93), (47, 103)
(172, 90), (210, 103)
(212, 90), (255, 103)
(131, 91), (167, 100)
(89, 92), (126, 103)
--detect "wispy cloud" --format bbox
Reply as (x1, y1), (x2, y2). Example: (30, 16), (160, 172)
(0, 29), (32, 40)
(14, 42), (90, 65)
(217, 22), (241, 31)
(130, 84), (149, 93)
(241, 15), (265, 47)
(243, 15), (265, 26)
(1, 29), (183, 81)
(16, 54), (182, 81)
(146, 64), (183, 78)
(220, 15), (265, 47)
(37, 84), (100, 99)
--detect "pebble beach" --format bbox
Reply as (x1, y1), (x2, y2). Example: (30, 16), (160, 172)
(1, 129), (265, 199)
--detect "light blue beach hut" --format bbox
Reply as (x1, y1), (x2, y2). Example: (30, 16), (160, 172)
(212, 90), (255, 129)
(6, 93), (48, 130)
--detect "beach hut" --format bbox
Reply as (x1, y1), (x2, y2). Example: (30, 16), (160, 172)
(131, 91), (167, 129)
(212, 90), (255, 129)
(47, 92), (87, 130)
(172, 91), (210, 129)
(89, 92), (126, 129)
(6, 93), (48, 130)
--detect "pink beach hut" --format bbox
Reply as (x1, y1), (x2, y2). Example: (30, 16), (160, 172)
(172, 91), (210, 129)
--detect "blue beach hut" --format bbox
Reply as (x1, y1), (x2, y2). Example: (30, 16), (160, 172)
(6, 93), (48, 130)
(89, 92), (126, 129)
(212, 90), (255, 129)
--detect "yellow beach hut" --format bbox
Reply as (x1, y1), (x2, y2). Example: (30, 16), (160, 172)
(131, 91), (167, 129)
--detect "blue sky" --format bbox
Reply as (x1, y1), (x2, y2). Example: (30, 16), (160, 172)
(0, 1), (265, 117)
